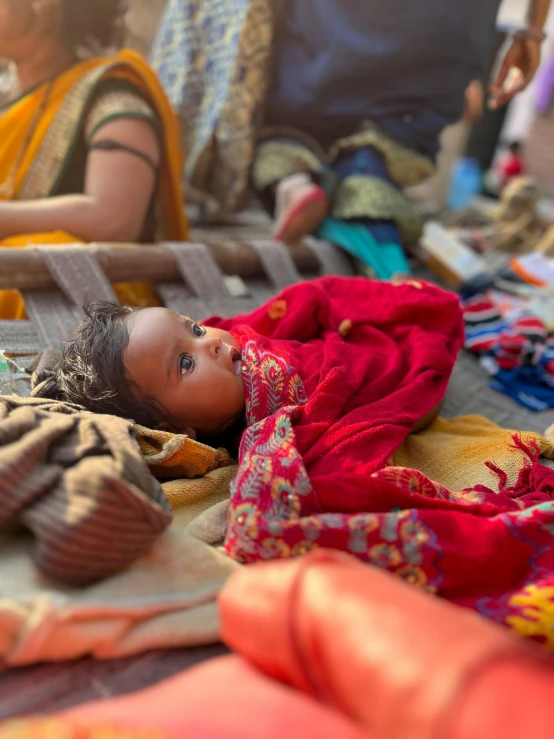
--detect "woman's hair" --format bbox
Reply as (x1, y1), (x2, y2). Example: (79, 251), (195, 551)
(50, 301), (167, 428)
(60, 0), (128, 52)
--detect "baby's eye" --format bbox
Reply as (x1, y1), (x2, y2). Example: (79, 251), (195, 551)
(191, 323), (206, 337)
(179, 354), (194, 375)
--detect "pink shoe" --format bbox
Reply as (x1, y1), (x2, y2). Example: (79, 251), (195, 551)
(273, 174), (329, 243)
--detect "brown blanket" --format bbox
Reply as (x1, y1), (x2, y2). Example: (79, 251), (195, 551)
(0, 395), (172, 586)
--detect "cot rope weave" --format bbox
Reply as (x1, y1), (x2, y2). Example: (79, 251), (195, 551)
(159, 241), (239, 320)
(21, 291), (84, 350)
(36, 246), (118, 306)
(165, 242), (231, 299)
(0, 239), (355, 355)
(0, 320), (42, 355)
(19, 247), (118, 350)
(305, 237), (354, 276)
(249, 241), (303, 288)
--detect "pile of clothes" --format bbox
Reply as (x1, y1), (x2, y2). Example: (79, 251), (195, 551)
(462, 254), (554, 411)
(0, 380), (238, 668)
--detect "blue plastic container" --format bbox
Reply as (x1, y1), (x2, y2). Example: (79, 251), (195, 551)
(447, 157), (482, 211)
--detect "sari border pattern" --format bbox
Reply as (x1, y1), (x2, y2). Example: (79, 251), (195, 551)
(19, 64), (113, 201)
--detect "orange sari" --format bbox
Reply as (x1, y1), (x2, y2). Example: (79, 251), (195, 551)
(0, 50), (188, 319)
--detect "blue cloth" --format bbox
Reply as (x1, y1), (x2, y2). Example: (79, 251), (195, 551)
(318, 219), (410, 281)
(333, 145), (395, 184)
(266, 0), (501, 158)
(490, 367), (554, 412)
(317, 143), (411, 278)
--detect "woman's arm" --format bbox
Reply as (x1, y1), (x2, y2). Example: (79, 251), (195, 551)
(0, 116), (160, 242)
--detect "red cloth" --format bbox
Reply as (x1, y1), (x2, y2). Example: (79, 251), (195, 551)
(210, 275), (463, 485)
(219, 550), (554, 739)
(499, 154), (524, 182)
(207, 277), (554, 638)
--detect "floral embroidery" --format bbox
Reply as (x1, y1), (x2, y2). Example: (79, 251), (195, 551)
(302, 518), (324, 541)
(506, 584), (554, 649)
(400, 520), (430, 545)
(375, 510), (438, 583)
(510, 500), (554, 524)
(374, 467), (485, 506)
(242, 340), (308, 426)
(291, 540), (319, 557)
(369, 543), (403, 568)
(289, 374), (308, 405)
(449, 488), (485, 505)
(396, 565), (428, 588)
(227, 334), (444, 590)
(230, 503), (259, 541)
(259, 538), (291, 559)
(373, 467), (450, 499)
(380, 509), (410, 542)
(272, 477), (301, 519)
(348, 514), (380, 553)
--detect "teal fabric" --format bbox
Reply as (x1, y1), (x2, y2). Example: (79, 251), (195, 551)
(318, 218), (411, 280)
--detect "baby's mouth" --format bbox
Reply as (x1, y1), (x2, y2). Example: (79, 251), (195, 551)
(231, 348), (242, 376)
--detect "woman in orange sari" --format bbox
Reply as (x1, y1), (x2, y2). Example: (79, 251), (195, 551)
(0, 0), (188, 319)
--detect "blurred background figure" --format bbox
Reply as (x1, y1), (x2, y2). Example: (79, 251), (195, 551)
(0, 0), (187, 319)
(519, 41), (554, 196)
(151, 0), (547, 279)
(407, 80), (486, 210)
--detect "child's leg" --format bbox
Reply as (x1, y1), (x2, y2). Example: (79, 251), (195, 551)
(320, 145), (414, 279)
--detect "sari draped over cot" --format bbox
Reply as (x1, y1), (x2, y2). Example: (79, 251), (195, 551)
(206, 277), (554, 646)
(0, 50), (188, 320)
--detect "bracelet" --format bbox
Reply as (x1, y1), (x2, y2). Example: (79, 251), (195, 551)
(512, 27), (547, 43)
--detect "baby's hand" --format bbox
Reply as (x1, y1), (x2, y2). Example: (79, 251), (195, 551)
(390, 275), (423, 289)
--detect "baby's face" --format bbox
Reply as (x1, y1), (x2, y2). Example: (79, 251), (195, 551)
(124, 308), (245, 437)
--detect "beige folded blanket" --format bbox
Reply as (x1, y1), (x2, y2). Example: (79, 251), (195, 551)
(0, 394), (239, 668)
(0, 529), (238, 668)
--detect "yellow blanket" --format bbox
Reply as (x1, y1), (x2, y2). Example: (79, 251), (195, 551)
(134, 425), (237, 543)
(393, 415), (554, 492)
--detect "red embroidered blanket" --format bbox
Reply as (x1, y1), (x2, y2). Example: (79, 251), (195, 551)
(207, 278), (554, 642)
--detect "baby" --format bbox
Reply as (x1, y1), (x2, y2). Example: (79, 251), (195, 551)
(53, 302), (246, 440)
(48, 289), (450, 439)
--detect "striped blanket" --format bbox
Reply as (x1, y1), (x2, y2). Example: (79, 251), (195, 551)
(463, 292), (554, 411)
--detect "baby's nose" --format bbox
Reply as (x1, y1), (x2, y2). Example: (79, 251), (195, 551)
(208, 336), (222, 357)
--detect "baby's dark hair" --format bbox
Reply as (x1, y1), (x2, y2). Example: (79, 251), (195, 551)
(61, 0), (127, 52)
(54, 301), (166, 428)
